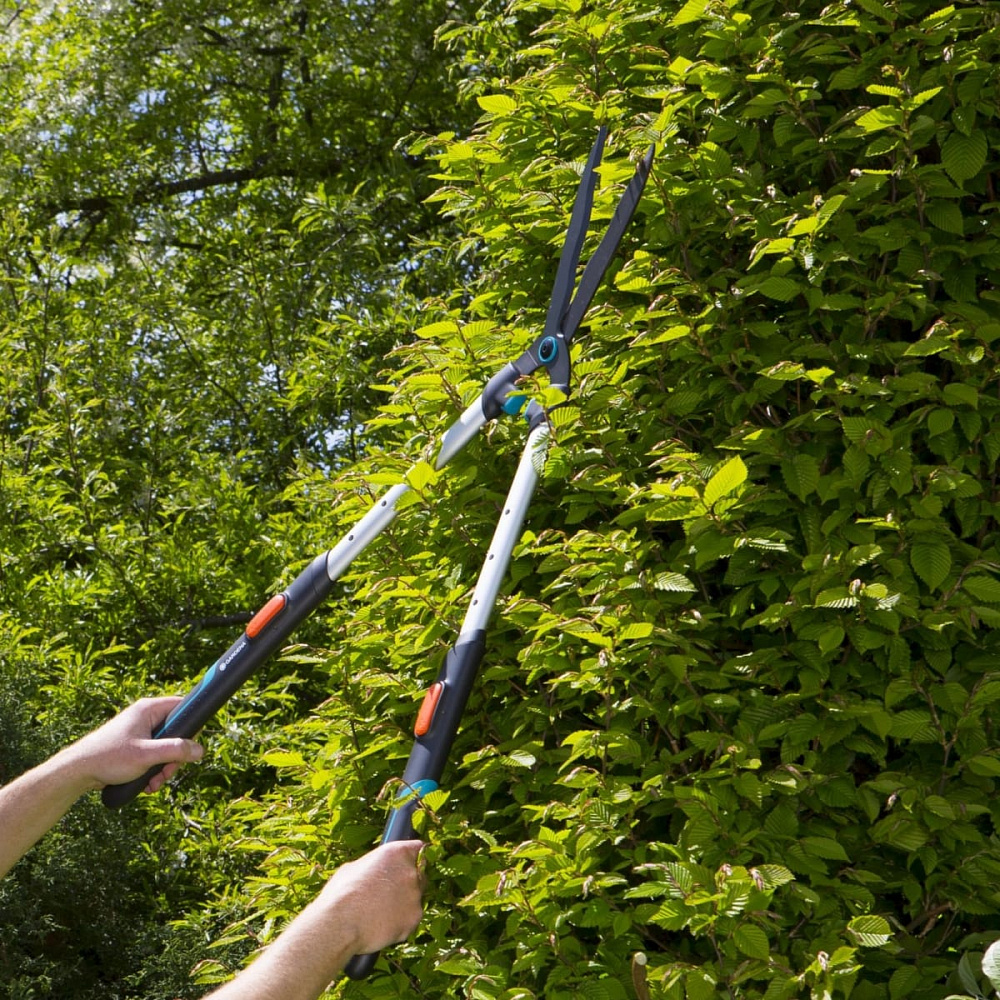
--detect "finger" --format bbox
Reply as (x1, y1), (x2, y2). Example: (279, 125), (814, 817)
(145, 769), (168, 794)
(140, 695), (186, 727)
(140, 737), (204, 765)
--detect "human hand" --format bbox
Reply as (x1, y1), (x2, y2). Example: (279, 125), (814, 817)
(320, 840), (426, 957)
(59, 697), (204, 795)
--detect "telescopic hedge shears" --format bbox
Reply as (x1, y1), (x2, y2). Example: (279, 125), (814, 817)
(102, 126), (653, 978)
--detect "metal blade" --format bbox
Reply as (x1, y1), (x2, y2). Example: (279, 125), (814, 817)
(560, 142), (655, 345)
(542, 126), (608, 338)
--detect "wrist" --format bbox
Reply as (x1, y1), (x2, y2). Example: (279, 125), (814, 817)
(314, 878), (366, 955)
(49, 743), (103, 796)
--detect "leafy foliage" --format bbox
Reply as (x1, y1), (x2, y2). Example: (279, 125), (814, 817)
(3, 0), (1000, 998)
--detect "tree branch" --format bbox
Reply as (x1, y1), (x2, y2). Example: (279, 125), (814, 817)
(60, 161), (304, 216)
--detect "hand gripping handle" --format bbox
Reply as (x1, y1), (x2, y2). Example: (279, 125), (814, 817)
(340, 804), (420, 980)
(102, 555), (335, 809)
(342, 632), (487, 979)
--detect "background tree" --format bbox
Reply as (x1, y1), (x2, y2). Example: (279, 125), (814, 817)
(0, 0), (485, 995)
(4, 0), (1000, 999)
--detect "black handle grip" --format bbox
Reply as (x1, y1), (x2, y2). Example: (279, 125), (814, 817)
(101, 764), (166, 808)
(343, 950), (379, 980)
(342, 632), (487, 979)
(102, 554), (335, 809)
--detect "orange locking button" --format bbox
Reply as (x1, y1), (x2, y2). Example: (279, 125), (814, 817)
(414, 682), (444, 737)
(246, 594), (288, 638)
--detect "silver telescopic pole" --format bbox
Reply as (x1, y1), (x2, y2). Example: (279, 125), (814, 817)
(342, 418), (550, 980)
(459, 421), (549, 637)
(324, 396), (489, 582)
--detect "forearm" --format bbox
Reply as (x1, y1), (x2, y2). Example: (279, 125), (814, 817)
(0, 697), (203, 881)
(203, 840), (425, 1000)
(204, 893), (360, 1000)
(0, 747), (92, 879)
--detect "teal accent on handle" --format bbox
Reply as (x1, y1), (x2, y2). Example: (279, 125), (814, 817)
(383, 778), (439, 842)
(155, 662), (218, 737)
(502, 394), (527, 415)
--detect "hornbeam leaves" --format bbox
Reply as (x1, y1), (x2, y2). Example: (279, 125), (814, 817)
(941, 130), (988, 184)
(910, 541), (952, 591)
(7, 0), (1000, 997)
(704, 457), (748, 507)
(848, 915), (893, 947)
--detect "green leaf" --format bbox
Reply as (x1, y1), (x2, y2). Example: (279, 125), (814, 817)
(476, 94), (517, 115)
(619, 622), (654, 640)
(857, 107), (903, 132)
(920, 5), (955, 28)
(261, 750), (306, 767)
(652, 572), (697, 592)
(963, 576), (1000, 603)
(889, 966), (922, 1000)
(414, 320), (459, 339)
(905, 87), (942, 110)
(788, 216), (818, 236)
(815, 589), (858, 610)
(943, 382), (978, 408)
(968, 753), (1000, 776)
(889, 710), (936, 740)
(801, 836), (850, 861)
(910, 541), (951, 591)
(406, 460), (439, 491)
(755, 864), (795, 888)
(671, 0), (712, 26)
(818, 625), (845, 654)
(925, 202), (964, 235)
(704, 456), (748, 506)
(842, 416), (888, 445)
(818, 194), (849, 225)
(734, 923), (770, 960)
(848, 914), (892, 947)
(923, 795), (954, 820)
(903, 335), (952, 356)
(502, 749), (536, 768)
(781, 454), (820, 501)
(870, 815), (929, 851)
(941, 130), (988, 184)
(927, 408), (954, 437)
(959, 952), (981, 997)
(759, 276), (801, 301)
(867, 84), (903, 99)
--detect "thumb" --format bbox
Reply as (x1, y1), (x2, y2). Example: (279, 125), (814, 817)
(141, 737), (204, 765)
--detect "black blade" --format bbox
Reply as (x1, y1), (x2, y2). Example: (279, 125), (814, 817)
(542, 126), (608, 338)
(560, 142), (655, 346)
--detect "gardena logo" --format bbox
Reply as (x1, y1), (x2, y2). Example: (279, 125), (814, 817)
(217, 638), (248, 672)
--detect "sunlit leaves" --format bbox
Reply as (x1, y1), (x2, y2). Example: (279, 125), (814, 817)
(8, 0), (1000, 998)
(848, 915), (892, 948)
(704, 456), (747, 508)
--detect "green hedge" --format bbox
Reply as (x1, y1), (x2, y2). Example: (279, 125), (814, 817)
(177, 1), (1000, 998)
(4, 0), (1000, 998)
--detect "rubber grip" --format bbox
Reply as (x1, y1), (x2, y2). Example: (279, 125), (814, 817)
(342, 633), (487, 980)
(101, 764), (165, 808)
(102, 553), (335, 809)
(343, 951), (378, 980)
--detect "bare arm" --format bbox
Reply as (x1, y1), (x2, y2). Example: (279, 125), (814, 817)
(204, 840), (426, 1000)
(0, 697), (203, 879)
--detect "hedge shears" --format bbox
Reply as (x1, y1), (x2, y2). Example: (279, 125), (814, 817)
(102, 126), (654, 978)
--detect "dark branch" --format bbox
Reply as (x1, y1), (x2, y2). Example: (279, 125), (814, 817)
(56, 156), (338, 217)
